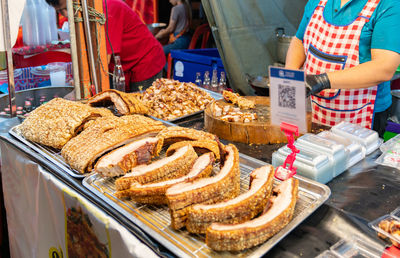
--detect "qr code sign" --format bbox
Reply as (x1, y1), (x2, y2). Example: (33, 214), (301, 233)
(278, 84), (296, 109)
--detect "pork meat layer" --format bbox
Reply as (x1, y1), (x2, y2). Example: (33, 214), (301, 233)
(206, 177), (299, 251)
(186, 164), (274, 234)
(61, 115), (165, 174)
(166, 144), (240, 230)
(115, 153), (214, 204)
(115, 145), (198, 191)
(94, 137), (160, 177)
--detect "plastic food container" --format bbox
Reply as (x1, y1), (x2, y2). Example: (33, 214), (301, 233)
(315, 250), (338, 258)
(318, 131), (365, 170)
(331, 121), (382, 155)
(391, 207), (400, 220)
(272, 145), (333, 184)
(330, 238), (384, 258)
(296, 134), (347, 177)
(369, 214), (400, 248)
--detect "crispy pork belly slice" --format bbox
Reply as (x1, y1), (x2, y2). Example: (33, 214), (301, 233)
(155, 126), (219, 155)
(115, 153), (214, 203)
(88, 89), (148, 115)
(186, 165), (274, 234)
(18, 98), (114, 149)
(166, 140), (220, 160)
(206, 178), (299, 251)
(115, 145), (198, 191)
(222, 90), (255, 109)
(166, 144), (240, 230)
(94, 137), (159, 178)
(61, 115), (165, 174)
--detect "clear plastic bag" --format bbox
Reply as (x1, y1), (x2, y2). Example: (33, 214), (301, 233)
(380, 134), (400, 152)
(375, 147), (400, 170)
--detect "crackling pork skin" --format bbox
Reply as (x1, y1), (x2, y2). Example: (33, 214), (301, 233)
(18, 98), (113, 149)
(155, 126), (219, 155)
(94, 137), (160, 178)
(222, 90), (255, 109)
(115, 153), (215, 204)
(61, 115), (165, 174)
(115, 145), (198, 191)
(166, 140), (221, 160)
(88, 89), (149, 115)
(206, 177), (299, 251)
(186, 164), (274, 234)
(166, 144), (240, 230)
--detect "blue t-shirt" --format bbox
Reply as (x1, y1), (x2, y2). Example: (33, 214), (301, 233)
(296, 0), (400, 113)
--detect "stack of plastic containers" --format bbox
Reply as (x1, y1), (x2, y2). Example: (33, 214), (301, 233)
(272, 121), (382, 184)
(22, 0), (58, 46)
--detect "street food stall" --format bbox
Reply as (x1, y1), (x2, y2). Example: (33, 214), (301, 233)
(0, 0), (400, 257)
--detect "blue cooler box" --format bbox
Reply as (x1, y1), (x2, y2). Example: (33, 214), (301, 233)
(170, 48), (225, 83)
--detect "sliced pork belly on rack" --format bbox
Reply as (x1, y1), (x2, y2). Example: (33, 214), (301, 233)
(87, 89), (148, 115)
(155, 126), (219, 155)
(61, 115), (165, 174)
(94, 137), (160, 178)
(186, 164), (274, 234)
(166, 144), (240, 230)
(165, 140), (221, 160)
(206, 177), (299, 251)
(115, 153), (215, 204)
(115, 145), (198, 191)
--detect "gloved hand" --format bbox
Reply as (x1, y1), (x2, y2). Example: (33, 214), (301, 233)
(305, 73), (331, 97)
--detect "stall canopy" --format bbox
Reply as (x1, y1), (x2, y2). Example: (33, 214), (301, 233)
(201, 0), (307, 95)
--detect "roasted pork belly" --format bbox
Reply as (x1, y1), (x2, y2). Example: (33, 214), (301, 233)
(222, 90), (255, 109)
(166, 140), (221, 160)
(115, 153), (214, 204)
(88, 89), (149, 115)
(18, 98), (114, 149)
(186, 164), (274, 234)
(94, 137), (160, 177)
(206, 177), (299, 251)
(61, 115), (165, 174)
(166, 144), (240, 230)
(115, 145), (198, 191)
(155, 126), (219, 155)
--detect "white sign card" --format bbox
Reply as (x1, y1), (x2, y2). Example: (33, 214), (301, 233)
(269, 66), (307, 133)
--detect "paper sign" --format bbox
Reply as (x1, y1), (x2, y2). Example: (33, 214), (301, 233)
(269, 66), (307, 133)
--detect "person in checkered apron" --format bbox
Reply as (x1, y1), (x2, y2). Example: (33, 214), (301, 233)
(285, 0), (400, 136)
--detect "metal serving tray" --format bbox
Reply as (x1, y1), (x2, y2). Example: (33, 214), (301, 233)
(9, 125), (86, 179)
(83, 153), (330, 258)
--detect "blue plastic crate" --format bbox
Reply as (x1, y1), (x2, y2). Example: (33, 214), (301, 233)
(170, 48), (225, 83)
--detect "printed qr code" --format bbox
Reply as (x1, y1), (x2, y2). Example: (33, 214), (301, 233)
(278, 84), (296, 109)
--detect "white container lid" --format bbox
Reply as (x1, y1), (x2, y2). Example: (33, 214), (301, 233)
(331, 121), (382, 155)
(318, 131), (365, 169)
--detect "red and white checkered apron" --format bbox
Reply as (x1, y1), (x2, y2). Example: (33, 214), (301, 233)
(303, 0), (380, 129)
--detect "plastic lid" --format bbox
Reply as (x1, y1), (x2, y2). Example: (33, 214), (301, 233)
(330, 237), (384, 258)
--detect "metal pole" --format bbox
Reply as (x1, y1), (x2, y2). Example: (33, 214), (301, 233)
(67, 0), (82, 100)
(1, 0), (15, 117)
(81, 0), (100, 94)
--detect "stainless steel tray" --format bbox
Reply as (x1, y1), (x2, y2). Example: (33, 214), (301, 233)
(9, 125), (86, 179)
(83, 153), (331, 257)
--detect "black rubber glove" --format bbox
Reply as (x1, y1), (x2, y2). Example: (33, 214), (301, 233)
(305, 73), (331, 97)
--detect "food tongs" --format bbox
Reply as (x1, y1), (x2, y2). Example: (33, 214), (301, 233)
(275, 122), (299, 181)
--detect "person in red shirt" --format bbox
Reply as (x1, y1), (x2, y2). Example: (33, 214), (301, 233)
(46, 0), (165, 92)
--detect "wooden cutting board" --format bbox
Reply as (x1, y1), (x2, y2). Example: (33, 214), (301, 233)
(204, 96), (311, 144)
